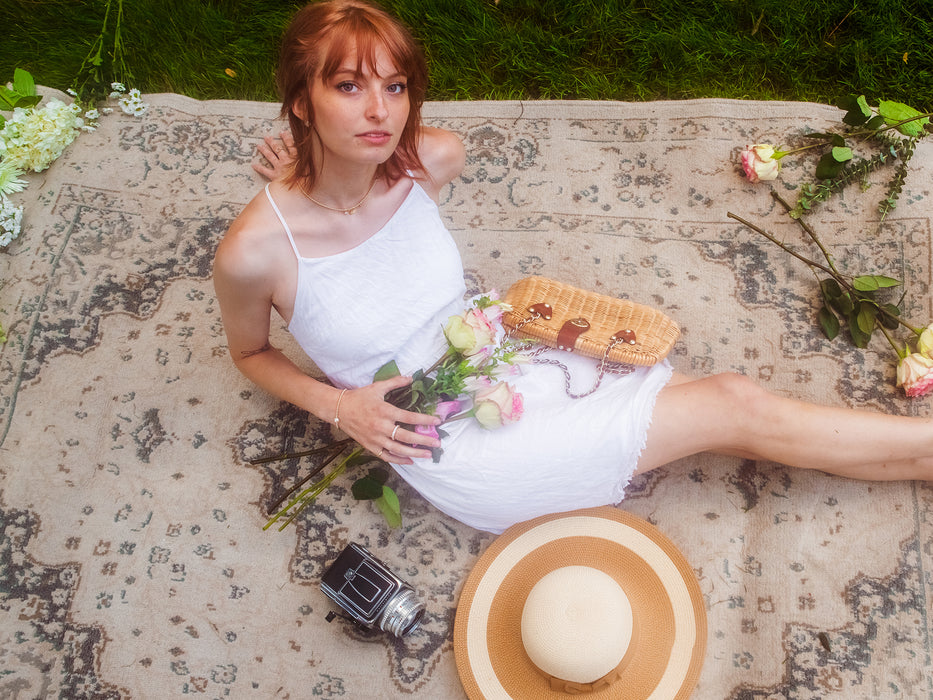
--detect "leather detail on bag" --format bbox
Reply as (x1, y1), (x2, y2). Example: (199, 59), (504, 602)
(502, 276), (679, 366)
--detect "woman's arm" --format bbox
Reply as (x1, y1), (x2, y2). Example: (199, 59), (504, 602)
(213, 212), (441, 463)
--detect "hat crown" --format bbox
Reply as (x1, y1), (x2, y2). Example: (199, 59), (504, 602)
(521, 565), (633, 684)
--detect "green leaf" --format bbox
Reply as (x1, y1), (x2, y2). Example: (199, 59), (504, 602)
(815, 152), (845, 179)
(878, 100), (929, 138)
(12, 68), (36, 98)
(831, 146), (853, 163)
(865, 115), (885, 130)
(847, 310), (871, 348)
(818, 306), (840, 340)
(820, 279), (854, 317)
(352, 475), (384, 500)
(374, 486), (402, 528)
(830, 292), (854, 316)
(880, 303), (901, 330)
(840, 95), (871, 126)
(0, 86), (18, 110)
(819, 278), (842, 299)
(373, 360), (401, 382)
(856, 302), (878, 335)
(852, 275), (901, 291)
(836, 95), (858, 112)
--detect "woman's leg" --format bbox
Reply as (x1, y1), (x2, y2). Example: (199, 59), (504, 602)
(637, 371), (933, 481)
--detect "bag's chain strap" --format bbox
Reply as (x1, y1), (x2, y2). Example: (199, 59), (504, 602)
(504, 313), (635, 399)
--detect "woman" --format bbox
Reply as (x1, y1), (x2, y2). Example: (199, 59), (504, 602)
(214, 0), (933, 534)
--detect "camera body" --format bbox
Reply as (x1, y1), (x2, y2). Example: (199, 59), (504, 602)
(320, 542), (425, 637)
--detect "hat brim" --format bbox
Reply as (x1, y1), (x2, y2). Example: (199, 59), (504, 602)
(454, 506), (706, 699)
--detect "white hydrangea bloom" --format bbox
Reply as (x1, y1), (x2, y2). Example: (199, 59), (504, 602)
(0, 99), (85, 172)
(0, 195), (23, 247)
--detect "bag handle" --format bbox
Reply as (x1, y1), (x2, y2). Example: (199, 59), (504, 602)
(505, 306), (637, 399)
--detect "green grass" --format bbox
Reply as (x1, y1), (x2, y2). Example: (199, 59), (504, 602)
(2, 0), (932, 109)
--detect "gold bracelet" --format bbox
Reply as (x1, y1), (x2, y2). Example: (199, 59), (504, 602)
(333, 388), (349, 428)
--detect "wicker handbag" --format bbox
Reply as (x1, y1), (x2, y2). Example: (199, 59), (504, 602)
(502, 276), (680, 396)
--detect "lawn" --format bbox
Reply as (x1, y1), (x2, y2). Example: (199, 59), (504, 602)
(2, 0), (932, 107)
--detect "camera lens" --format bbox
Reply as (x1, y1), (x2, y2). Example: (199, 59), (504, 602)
(379, 586), (426, 637)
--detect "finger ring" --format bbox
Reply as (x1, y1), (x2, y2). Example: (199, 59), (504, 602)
(390, 424), (400, 441)
(378, 448), (385, 457)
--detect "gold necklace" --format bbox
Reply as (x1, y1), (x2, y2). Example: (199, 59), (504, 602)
(300, 177), (377, 215)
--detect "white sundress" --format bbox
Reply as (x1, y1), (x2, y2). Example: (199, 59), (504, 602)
(264, 181), (673, 533)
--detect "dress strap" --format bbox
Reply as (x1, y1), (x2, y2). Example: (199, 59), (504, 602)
(264, 183), (302, 260)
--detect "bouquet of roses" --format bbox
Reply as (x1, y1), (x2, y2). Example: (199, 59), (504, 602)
(261, 293), (526, 530)
(379, 293), (525, 461)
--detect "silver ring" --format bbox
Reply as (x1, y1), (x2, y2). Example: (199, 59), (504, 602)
(390, 424), (400, 441)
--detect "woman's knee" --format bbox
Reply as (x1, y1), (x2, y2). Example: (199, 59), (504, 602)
(700, 372), (780, 439)
(641, 372), (771, 469)
(707, 371), (767, 405)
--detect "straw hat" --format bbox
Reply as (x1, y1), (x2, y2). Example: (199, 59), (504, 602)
(454, 507), (706, 699)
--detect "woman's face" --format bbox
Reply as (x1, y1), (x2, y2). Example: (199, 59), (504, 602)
(307, 43), (411, 169)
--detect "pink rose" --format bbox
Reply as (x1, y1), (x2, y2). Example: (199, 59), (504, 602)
(463, 374), (493, 394)
(413, 400), (462, 442)
(479, 292), (506, 324)
(415, 424), (439, 440)
(444, 308), (496, 356)
(741, 144), (781, 183)
(472, 382), (524, 429)
(896, 352), (933, 398)
(434, 400), (462, 421)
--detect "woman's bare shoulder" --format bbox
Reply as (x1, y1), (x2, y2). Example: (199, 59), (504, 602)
(417, 127), (466, 193)
(214, 189), (289, 284)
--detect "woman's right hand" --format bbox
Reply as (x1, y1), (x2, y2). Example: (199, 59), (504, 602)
(252, 130), (296, 181)
(335, 376), (443, 465)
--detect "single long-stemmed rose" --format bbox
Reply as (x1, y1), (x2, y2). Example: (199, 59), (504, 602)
(739, 95), (931, 222)
(729, 193), (933, 396)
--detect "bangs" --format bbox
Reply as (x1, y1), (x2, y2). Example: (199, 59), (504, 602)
(318, 16), (417, 85)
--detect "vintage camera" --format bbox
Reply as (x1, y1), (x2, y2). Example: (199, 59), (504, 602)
(320, 542), (425, 637)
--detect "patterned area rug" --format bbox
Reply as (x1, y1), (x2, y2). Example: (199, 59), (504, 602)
(1, 91), (932, 699)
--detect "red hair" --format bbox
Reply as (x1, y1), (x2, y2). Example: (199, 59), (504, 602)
(277, 0), (427, 189)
